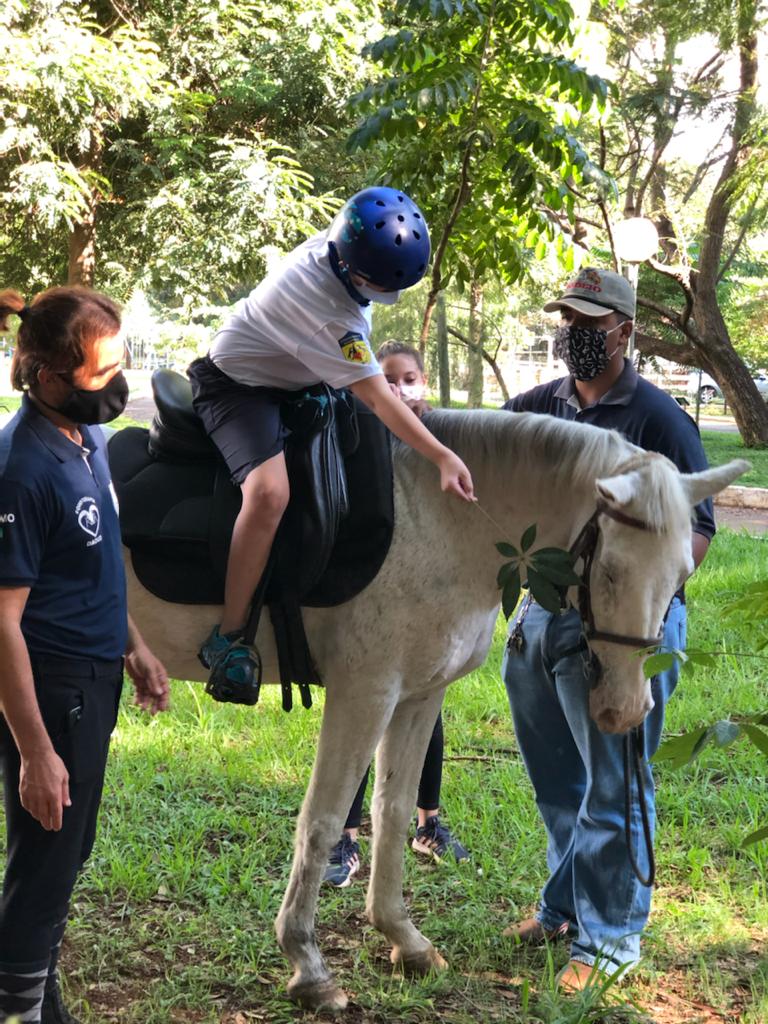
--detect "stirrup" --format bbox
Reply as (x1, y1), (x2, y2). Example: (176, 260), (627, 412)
(205, 638), (262, 705)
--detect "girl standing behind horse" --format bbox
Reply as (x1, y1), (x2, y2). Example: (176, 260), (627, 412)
(323, 342), (469, 888)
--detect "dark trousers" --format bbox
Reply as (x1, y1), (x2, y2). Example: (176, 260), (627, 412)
(345, 713), (444, 830)
(0, 657), (123, 970)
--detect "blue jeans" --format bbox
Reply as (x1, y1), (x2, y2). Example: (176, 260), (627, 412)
(502, 597), (686, 968)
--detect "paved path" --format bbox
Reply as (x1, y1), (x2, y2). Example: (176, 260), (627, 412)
(697, 415), (739, 434)
(125, 396), (157, 423)
(715, 506), (768, 535)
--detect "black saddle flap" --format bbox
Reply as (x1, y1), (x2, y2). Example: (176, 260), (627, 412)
(148, 369), (215, 461)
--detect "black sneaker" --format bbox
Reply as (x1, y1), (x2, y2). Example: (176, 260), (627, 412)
(322, 833), (361, 888)
(411, 816), (470, 863)
(42, 975), (81, 1024)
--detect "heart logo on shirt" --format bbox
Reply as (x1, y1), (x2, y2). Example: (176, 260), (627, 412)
(77, 502), (100, 538)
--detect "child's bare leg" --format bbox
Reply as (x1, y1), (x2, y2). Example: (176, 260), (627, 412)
(220, 452), (289, 633)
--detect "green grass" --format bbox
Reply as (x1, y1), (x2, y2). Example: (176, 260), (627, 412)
(0, 531), (764, 1022)
(701, 430), (768, 489)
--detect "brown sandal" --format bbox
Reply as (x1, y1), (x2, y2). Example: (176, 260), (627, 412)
(502, 917), (570, 943)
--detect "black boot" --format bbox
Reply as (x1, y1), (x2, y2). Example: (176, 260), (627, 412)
(41, 974), (81, 1024)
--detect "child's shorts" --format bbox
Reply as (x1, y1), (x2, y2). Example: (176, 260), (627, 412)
(188, 356), (290, 485)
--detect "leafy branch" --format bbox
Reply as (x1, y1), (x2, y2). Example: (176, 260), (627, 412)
(495, 523), (580, 618)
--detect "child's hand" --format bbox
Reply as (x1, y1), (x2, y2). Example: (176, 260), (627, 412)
(438, 450), (475, 501)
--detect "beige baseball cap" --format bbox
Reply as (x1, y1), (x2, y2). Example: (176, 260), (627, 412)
(543, 267), (636, 318)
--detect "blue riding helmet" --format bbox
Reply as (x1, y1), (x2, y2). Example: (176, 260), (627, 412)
(327, 187), (431, 291)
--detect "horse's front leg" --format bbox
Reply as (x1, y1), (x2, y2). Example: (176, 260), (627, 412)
(367, 687), (449, 976)
(275, 688), (394, 1011)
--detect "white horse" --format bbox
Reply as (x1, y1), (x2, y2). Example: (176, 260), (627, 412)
(124, 409), (746, 1011)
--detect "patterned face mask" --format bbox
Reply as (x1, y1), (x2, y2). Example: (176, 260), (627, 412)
(553, 323), (623, 381)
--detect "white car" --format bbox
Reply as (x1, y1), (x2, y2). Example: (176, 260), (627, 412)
(686, 370), (768, 404)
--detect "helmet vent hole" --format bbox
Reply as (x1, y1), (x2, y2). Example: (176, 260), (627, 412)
(397, 195), (404, 202)
(413, 230), (421, 240)
(397, 214), (405, 222)
(414, 212), (421, 219)
(376, 200), (386, 206)
(375, 220), (385, 229)
(395, 234), (403, 245)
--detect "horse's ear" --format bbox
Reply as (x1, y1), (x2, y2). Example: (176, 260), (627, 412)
(595, 470), (640, 510)
(682, 459), (751, 507)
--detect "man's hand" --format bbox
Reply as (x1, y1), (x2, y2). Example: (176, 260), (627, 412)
(125, 643), (170, 714)
(20, 748), (70, 831)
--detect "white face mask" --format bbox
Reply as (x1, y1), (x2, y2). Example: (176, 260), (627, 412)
(399, 382), (426, 401)
(356, 282), (402, 305)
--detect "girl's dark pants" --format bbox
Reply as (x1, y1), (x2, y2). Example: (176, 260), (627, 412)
(345, 713), (444, 829)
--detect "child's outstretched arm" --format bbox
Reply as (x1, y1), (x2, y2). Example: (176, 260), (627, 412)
(350, 375), (475, 501)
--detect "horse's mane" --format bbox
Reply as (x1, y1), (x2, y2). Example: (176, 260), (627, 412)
(394, 409), (691, 534)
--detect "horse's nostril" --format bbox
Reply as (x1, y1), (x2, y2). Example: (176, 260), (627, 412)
(597, 707), (621, 733)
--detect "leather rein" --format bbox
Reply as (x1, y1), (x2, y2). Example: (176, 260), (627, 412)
(569, 497), (663, 888)
(569, 497), (663, 651)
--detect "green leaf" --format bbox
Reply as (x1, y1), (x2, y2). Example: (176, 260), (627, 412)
(642, 652), (676, 679)
(742, 724), (768, 757)
(742, 824), (768, 847)
(526, 568), (561, 613)
(497, 561), (517, 588)
(520, 523), (537, 552)
(653, 727), (708, 768)
(496, 541), (519, 558)
(710, 720), (742, 747)
(501, 569), (522, 620)
(529, 548), (580, 586)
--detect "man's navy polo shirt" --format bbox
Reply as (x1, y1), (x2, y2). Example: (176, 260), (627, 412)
(503, 359), (715, 540)
(0, 394), (128, 660)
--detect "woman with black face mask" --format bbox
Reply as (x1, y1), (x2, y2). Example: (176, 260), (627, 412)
(0, 286), (169, 1024)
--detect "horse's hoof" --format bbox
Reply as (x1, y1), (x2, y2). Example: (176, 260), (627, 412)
(286, 975), (349, 1013)
(390, 945), (448, 976)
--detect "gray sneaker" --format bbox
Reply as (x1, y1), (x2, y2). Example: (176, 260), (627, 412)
(323, 833), (361, 887)
(411, 816), (470, 863)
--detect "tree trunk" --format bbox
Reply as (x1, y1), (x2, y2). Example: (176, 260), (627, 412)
(640, 25), (768, 446)
(446, 325), (509, 401)
(635, 332), (697, 366)
(467, 278), (483, 408)
(67, 134), (102, 287)
(68, 213), (97, 287)
(692, 291), (768, 446)
(436, 293), (451, 407)
(691, 28), (768, 446)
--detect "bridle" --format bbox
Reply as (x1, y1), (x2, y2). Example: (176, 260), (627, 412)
(569, 496), (664, 651)
(568, 496), (664, 888)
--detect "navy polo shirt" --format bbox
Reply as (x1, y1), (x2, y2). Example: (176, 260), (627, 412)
(503, 359), (715, 540)
(0, 395), (128, 660)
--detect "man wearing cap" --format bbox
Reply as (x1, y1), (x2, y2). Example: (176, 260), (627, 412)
(500, 268), (715, 990)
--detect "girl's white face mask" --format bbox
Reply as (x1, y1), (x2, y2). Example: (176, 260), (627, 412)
(398, 382), (426, 401)
(356, 282), (402, 305)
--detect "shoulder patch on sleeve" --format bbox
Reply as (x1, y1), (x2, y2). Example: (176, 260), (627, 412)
(338, 331), (372, 364)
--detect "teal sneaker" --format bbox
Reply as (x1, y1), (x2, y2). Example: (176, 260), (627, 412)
(199, 625), (262, 705)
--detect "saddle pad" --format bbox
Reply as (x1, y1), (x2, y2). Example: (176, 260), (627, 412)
(109, 402), (394, 608)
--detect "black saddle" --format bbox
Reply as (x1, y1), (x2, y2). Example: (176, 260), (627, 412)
(109, 369), (394, 706)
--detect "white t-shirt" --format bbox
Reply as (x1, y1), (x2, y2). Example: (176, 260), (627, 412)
(210, 233), (381, 390)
